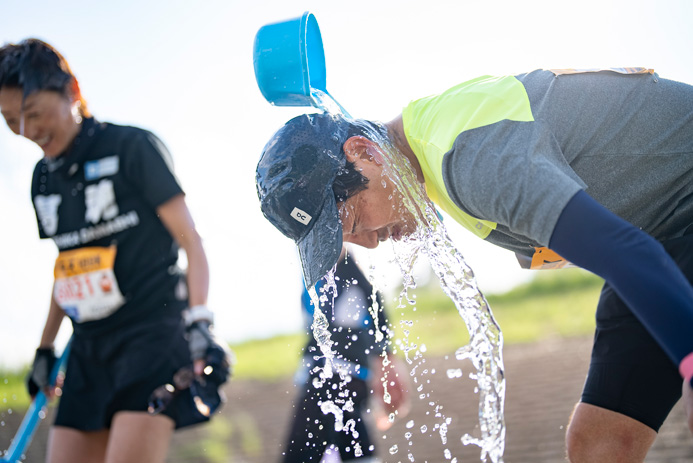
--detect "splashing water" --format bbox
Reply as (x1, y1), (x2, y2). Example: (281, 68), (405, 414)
(320, 400), (345, 432)
(307, 283), (336, 384)
(305, 272), (355, 440)
(350, 120), (506, 462)
(307, 90), (505, 461)
(310, 89), (352, 119)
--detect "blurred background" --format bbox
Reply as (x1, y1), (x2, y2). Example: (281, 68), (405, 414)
(2, 0), (691, 370)
(2, 1), (693, 460)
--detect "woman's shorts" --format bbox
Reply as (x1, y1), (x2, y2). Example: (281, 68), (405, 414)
(54, 307), (208, 430)
(581, 232), (693, 431)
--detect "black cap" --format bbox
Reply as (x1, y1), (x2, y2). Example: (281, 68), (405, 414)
(256, 112), (352, 288)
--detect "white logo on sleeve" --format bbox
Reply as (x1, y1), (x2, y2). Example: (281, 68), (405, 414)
(290, 207), (312, 225)
(34, 194), (62, 236)
(85, 179), (119, 224)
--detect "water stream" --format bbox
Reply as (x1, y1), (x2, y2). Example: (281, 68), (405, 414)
(306, 90), (506, 462)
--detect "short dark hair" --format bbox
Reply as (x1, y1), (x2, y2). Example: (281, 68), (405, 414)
(332, 119), (387, 203)
(333, 159), (368, 203)
(0, 38), (90, 117)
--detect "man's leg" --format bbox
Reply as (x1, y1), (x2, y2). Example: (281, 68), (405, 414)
(569, 260), (688, 462)
(566, 403), (656, 462)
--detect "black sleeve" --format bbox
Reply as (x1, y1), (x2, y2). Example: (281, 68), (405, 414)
(120, 130), (184, 209)
(549, 190), (693, 368)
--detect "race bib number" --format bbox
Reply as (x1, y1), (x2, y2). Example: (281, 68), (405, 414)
(53, 246), (125, 322)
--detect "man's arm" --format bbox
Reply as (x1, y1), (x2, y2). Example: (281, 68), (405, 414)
(549, 190), (693, 371)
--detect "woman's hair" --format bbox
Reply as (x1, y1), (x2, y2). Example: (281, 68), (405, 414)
(0, 38), (90, 117)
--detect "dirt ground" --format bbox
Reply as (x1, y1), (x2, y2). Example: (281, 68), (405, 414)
(2, 336), (692, 462)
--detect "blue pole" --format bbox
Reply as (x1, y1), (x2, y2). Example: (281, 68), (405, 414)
(1, 339), (71, 463)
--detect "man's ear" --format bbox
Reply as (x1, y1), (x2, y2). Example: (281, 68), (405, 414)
(343, 136), (385, 165)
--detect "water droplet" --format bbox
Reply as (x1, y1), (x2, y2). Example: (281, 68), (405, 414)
(389, 445), (399, 455)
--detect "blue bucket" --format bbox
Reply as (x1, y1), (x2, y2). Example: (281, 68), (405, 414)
(253, 12), (327, 107)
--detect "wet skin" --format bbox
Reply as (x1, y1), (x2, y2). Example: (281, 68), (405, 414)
(339, 135), (417, 249)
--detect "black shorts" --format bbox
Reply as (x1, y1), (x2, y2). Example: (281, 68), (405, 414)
(582, 232), (693, 431)
(55, 304), (207, 430)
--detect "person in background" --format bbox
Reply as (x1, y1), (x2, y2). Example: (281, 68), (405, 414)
(256, 67), (693, 462)
(282, 246), (407, 463)
(0, 38), (231, 463)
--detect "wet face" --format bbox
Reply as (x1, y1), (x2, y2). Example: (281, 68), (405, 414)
(0, 87), (81, 158)
(339, 139), (417, 249)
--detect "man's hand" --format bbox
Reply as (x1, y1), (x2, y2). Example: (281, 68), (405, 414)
(26, 347), (57, 399)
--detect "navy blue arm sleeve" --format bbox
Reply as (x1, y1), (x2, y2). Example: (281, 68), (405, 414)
(549, 190), (693, 368)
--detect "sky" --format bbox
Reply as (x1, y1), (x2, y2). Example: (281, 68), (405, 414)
(1, 0), (692, 369)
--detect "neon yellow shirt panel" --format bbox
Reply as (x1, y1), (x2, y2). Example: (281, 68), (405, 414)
(402, 75), (535, 238)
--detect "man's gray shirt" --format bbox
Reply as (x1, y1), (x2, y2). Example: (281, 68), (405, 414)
(442, 69), (693, 257)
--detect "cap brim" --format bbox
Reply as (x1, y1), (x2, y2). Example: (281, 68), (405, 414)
(297, 193), (343, 288)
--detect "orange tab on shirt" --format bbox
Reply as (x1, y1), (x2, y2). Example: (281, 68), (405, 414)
(549, 67), (655, 76)
(530, 247), (573, 270)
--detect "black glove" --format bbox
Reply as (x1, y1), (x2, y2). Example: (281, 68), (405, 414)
(187, 320), (214, 363)
(184, 305), (234, 383)
(27, 347), (57, 398)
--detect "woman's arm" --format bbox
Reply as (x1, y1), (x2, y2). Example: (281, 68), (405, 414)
(39, 291), (65, 349)
(157, 193), (215, 374)
(156, 193), (209, 308)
